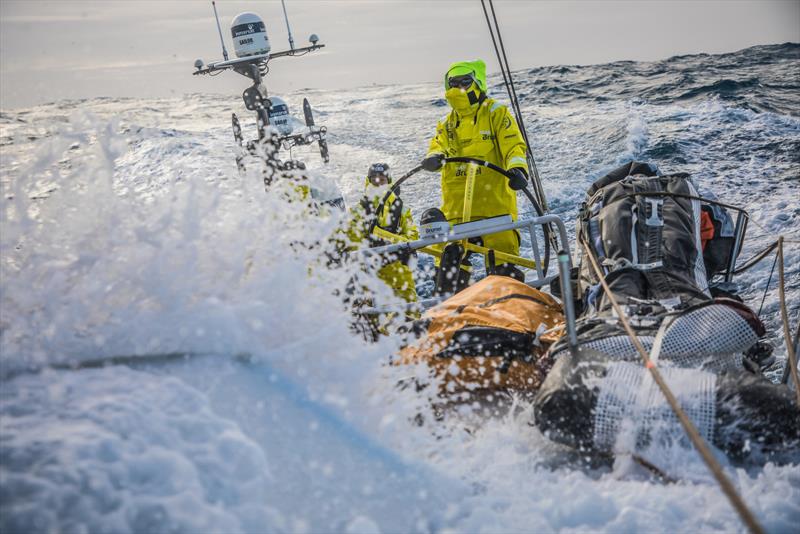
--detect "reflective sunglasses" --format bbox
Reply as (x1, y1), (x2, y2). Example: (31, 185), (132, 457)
(447, 74), (475, 89)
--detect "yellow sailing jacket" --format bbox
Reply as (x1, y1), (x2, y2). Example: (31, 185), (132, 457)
(346, 180), (418, 246)
(426, 97), (528, 221)
(346, 180), (419, 303)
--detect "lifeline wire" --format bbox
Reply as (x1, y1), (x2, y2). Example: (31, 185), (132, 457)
(580, 234), (765, 534)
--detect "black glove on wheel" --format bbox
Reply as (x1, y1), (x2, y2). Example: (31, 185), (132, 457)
(421, 153), (445, 172)
(508, 167), (528, 191)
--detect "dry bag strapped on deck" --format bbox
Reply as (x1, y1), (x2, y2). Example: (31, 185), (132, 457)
(532, 161), (798, 465)
(533, 347), (800, 465)
(398, 276), (564, 399)
(577, 162), (711, 312)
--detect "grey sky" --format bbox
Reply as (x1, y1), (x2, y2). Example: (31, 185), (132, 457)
(1, 0), (798, 109)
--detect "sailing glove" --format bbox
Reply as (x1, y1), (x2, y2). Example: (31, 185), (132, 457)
(508, 167), (528, 191)
(422, 153), (445, 172)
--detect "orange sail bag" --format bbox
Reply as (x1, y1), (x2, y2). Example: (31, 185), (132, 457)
(399, 276), (564, 397)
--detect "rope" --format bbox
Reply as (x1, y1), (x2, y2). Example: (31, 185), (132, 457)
(757, 252), (778, 317)
(777, 236), (800, 405)
(580, 234), (765, 534)
(631, 454), (678, 484)
(790, 322), (800, 385)
(719, 235), (797, 396)
(733, 240), (779, 275)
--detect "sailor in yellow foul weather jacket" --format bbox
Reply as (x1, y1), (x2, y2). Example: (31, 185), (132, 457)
(421, 59), (530, 289)
(347, 163), (419, 303)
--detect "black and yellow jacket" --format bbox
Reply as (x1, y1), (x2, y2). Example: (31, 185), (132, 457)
(347, 179), (418, 302)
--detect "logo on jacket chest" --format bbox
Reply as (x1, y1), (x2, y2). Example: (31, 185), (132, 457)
(455, 166), (484, 177)
(458, 131), (494, 145)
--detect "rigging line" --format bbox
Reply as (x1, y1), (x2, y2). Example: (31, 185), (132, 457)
(487, 0), (542, 185)
(757, 251), (778, 317)
(479, 2), (513, 109)
(479, 1), (515, 125)
(605, 191), (751, 214)
(695, 237), (782, 303)
(487, 1), (532, 155)
(777, 236), (800, 405)
(480, 0), (557, 257)
(732, 240), (779, 275)
(482, 0), (522, 123)
(580, 234), (765, 534)
(738, 209), (800, 240)
(479, 0), (546, 211)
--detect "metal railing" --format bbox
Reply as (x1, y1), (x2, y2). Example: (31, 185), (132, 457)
(359, 213), (572, 314)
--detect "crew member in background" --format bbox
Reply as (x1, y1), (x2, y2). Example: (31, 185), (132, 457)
(421, 59), (529, 294)
(347, 163), (418, 303)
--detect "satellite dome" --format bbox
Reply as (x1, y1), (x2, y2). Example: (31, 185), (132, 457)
(230, 12), (270, 58)
(267, 96), (293, 136)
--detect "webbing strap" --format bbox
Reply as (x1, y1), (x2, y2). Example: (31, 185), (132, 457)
(648, 317), (673, 366)
(461, 163), (477, 226)
(635, 178), (665, 268)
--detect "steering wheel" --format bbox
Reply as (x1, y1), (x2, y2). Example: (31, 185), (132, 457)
(370, 156), (552, 276)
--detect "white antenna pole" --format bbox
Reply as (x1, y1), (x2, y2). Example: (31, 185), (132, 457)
(212, 1), (229, 61)
(280, 0), (295, 50)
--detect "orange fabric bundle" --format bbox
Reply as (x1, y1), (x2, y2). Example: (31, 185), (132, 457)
(700, 210), (715, 250)
(398, 276), (564, 396)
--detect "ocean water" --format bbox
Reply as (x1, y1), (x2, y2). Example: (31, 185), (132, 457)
(1, 43), (799, 532)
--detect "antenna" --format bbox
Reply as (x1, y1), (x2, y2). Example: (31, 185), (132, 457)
(280, 0), (296, 50)
(212, 1), (229, 61)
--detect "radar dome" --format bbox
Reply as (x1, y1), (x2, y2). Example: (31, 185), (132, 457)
(230, 12), (270, 58)
(267, 97), (293, 136)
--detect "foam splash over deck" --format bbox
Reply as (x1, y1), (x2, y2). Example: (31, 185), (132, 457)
(2, 43), (800, 532)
